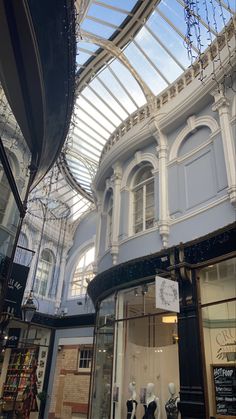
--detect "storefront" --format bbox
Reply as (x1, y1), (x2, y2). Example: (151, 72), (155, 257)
(199, 258), (236, 418)
(0, 321), (53, 418)
(88, 223), (236, 419)
(90, 284), (180, 419)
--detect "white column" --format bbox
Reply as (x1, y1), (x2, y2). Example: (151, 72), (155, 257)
(212, 89), (236, 206)
(93, 196), (102, 274)
(55, 254), (67, 311)
(111, 162), (122, 265)
(156, 141), (169, 248)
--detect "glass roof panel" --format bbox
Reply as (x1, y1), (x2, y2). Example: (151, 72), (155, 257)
(88, 4), (129, 26)
(61, 0), (235, 221)
(77, 95), (114, 132)
(75, 107), (111, 139)
(135, 26), (183, 83)
(110, 60), (146, 108)
(146, 12), (192, 68)
(157, 1), (210, 51)
(98, 66), (138, 113)
(77, 41), (99, 53)
(82, 86), (122, 125)
(98, 0), (137, 11)
(76, 51), (93, 66)
(124, 42), (168, 95)
(90, 78), (129, 120)
(80, 19), (116, 39)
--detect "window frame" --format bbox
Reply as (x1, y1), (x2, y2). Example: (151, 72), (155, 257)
(34, 249), (55, 298)
(78, 345), (93, 372)
(131, 165), (154, 235)
(70, 245), (95, 298)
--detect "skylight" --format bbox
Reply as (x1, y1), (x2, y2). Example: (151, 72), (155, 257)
(61, 0), (235, 220)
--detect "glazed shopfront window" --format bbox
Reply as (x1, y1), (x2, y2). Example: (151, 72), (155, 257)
(90, 294), (116, 419)
(199, 257), (236, 418)
(89, 282), (180, 419)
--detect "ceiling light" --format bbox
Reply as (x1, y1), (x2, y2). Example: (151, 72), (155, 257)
(162, 315), (177, 324)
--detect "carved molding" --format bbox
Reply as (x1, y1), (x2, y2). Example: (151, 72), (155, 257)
(169, 115), (219, 161)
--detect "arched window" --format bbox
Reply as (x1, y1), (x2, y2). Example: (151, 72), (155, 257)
(132, 165), (154, 234)
(34, 249), (55, 297)
(70, 246), (95, 297)
(14, 232), (31, 266)
(0, 161), (11, 224)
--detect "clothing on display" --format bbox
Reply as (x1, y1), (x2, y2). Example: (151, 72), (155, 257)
(142, 400), (157, 419)
(126, 399), (138, 419)
(165, 396), (179, 419)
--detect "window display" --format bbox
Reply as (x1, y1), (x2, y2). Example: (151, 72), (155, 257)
(199, 257), (236, 419)
(90, 283), (180, 419)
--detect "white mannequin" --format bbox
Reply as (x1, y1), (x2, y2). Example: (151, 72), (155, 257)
(168, 382), (180, 403)
(127, 382), (137, 419)
(165, 382), (180, 419)
(145, 383), (160, 419)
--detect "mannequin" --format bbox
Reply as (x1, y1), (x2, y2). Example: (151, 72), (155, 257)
(165, 382), (180, 419)
(127, 382), (138, 419)
(142, 383), (160, 419)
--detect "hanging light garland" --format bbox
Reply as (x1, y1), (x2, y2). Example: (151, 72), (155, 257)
(183, 0), (235, 92)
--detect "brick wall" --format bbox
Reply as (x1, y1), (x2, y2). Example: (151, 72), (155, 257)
(49, 345), (91, 418)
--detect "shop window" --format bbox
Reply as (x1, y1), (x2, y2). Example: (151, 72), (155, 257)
(90, 286), (180, 419)
(34, 249), (55, 297)
(199, 257), (236, 418)
(78, 347), (93, 370)
(70, 246), (95, 297)
(132, 165), (154, 234)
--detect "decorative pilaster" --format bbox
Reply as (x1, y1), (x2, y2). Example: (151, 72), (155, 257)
(110, 162), (122, 265)
(55, 254), (67, 311)
(93, 196), (102, 274)
(156, 141), (169, 248)
(212, 89), (236, 207)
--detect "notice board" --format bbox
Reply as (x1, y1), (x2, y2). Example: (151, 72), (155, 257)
(212, 364), (236, 418)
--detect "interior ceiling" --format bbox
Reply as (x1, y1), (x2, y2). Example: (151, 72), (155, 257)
(35, 0), (235, 222)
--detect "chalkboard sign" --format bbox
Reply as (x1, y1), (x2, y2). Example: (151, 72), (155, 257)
(212, 364), (236, 418)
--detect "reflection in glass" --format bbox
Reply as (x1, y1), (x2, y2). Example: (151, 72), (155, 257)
(90, 295), (115, 419)
(200, 259), (236, 418)
(113, 286), (179, 419)
(0, 166), (20, 277)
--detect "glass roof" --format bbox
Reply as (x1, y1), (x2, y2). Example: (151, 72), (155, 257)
(60, 0), (235, 221)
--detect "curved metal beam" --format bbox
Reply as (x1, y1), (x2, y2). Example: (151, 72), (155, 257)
(79, 30), (155, 103)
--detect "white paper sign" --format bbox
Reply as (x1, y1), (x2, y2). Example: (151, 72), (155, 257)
(155, 276), (180, 313)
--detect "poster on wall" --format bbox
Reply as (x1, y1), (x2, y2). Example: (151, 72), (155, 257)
(212, 364), (236, 418)
(3, 262), (29, 318)
(155, 276), (179, 313)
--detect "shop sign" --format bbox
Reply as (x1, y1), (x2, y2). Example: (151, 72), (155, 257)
(155, 276), (179, 313)
(5, 328), (21, 348)
(3, 262), (29, 318)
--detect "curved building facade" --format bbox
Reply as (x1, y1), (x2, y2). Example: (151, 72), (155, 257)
(88, 30), (236, 419)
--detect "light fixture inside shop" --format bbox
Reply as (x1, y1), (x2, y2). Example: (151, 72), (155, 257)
(162, 316), (177, 324)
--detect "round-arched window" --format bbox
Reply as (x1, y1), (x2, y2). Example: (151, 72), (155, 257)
(132, 165), (154, 234)
(34, 249), (55, 297)
(70, 246), (95, 297)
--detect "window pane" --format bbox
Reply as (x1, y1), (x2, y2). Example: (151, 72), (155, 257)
(199, 258), (236, 305)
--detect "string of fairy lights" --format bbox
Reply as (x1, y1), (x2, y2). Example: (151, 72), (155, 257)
(183, 0), (235, 92)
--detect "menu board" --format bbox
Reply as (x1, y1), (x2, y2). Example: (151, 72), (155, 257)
(212, 364), (236, 418)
